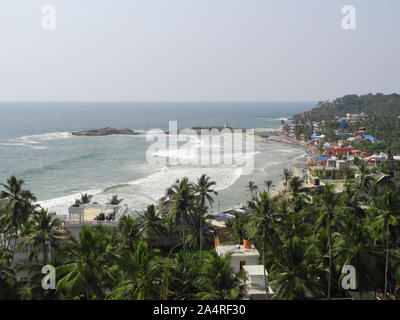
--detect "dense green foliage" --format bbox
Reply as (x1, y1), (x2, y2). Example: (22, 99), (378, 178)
(294, 93), (400, 121)
(1, 171), (400, 300)
(292, 93), (400, 154)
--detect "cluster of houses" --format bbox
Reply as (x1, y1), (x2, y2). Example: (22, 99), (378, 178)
(306, 138), (400, 187)
(338, 113), (367, 124)
(305, 149), (400, 211)
(283, 112), (398, 192)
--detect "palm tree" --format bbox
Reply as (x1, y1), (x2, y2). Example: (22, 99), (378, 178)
(0, 176), (37, 263)
(137, 204), (165, 247)
(289, 176), (303, 196)
(19, 208), (63, 265)
(167, 177), (195, 276)
(270, 235), (323, 300)
(371, 188), (400, 298)
(246, 181), (258, 199)
(247, 191), (279, 299)
(118, 215), (141, 252)
(107, 195), (123, 205)
(358, 174), (374, 194)
(335, 213), (384, 299)
(264, 180), (275, 195)
(279, 209), (311, 243)
(225, 213), (248, 244)
(74, 193), (93, 207)
(18, 262), (60, 300)
(194, 174), (217, 260)
(169, 251), (202, 300)
(195, 251), (247, 300)
(0, 244), (20, 300)
(56, 226), (121, 299)
(0, 204), (12, 249)
(282, 168), (293, 189)
(314, 184), (340, 300)
(0, 245), (14, 281)
(107, 242), (160, 300)
(185, 209), (214, 251)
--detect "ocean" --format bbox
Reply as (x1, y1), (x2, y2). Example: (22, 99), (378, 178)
(0, 101), (313, 216)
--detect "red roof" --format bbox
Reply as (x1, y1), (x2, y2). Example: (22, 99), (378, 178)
(330, 147), (353, 156)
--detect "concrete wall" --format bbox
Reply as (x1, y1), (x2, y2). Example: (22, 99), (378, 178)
(230, 255), (259, 274)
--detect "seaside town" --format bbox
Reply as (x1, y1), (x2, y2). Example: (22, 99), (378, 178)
(1, 94), (400, 301)
(279, 111), (399, 193)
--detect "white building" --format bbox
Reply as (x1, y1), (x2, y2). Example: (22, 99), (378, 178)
(60, 204), (129, 238)
(242, 265), (274, 300)
(216, 244), (260, 274)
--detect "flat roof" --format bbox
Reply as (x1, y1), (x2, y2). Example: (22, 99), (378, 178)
(83, 208), (114, 221)
(310, 166), (342, 171)
(243, 265), (268, 276)
(216, 245), (260, 257)
(247, 287), (275, 296)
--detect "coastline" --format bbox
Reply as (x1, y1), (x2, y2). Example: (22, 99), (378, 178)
(23, 126), (313, 217)
(208, 132), (312, 216)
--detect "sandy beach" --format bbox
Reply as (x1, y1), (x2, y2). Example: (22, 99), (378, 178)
(208, 132), (312, 215)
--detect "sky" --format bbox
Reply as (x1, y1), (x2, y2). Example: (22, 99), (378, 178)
(0, 0), (399, 102)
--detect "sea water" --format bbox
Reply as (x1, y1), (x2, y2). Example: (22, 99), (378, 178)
(0, 101), (313, 215)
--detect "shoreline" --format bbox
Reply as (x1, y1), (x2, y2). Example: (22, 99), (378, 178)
(208, 133), (311, 216)
(35, 129), (313, 217)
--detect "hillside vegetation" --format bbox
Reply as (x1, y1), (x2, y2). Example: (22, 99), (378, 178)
(292, 93), (400, 154)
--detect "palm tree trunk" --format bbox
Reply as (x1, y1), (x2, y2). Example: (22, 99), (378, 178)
(11, 226), (17, 265)
(43, 241), (48, 265)
(384, 234), (389, 299)
(182, 215), (187, 278)
(199, 200), (204, 262)
(199, 218), (203, 262)
(328, 227), (332, 300)
(263, 230), (269, 300)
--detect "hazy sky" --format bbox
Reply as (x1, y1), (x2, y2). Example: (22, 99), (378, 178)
(0, 0), (399, 101)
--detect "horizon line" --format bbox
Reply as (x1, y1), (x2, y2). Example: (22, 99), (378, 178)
(0, 100), (318, 104)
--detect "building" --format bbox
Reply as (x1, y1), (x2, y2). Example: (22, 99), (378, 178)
(215, 241), (275, 299)
(362, 135), (377, 143)
(242, 265), (274, 300)
(325, 147), (353, 157)
(11, 226), (68, 269)
(61, 204), (129, 238)
(308, 159), (349, 183)
(216, 243), (260, 274)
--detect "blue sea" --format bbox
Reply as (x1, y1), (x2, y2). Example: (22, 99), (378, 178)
(0, 102), (313, 215)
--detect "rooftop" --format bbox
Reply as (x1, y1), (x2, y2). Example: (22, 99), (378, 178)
(310, 165), (343, 171)
(243, 265), (269, 276)
(66, 204), (128, 224)
(216, 244), (260, 258)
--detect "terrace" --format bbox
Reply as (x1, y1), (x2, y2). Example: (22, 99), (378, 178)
(56, 204), (128, 229)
